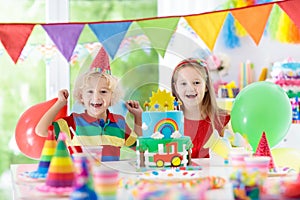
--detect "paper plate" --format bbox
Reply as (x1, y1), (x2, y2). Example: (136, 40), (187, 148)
(19, 171), (46, 182)
(140, 169), (202, 183)
(139, 169), (226, 189)
(268, 167), (296, 177)
(36, 184), (73, 196)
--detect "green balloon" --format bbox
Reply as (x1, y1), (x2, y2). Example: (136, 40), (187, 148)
(231, 81), (292, 151)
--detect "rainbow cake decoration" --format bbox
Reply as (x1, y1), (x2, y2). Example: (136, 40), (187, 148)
(137, 89), (193, 168)
(36, 132), (75, 195)
(21, 130), (57, 180)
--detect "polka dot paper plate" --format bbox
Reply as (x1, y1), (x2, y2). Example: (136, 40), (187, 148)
(140, 169), (202, 183)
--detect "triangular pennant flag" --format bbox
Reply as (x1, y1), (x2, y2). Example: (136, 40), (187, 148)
(231, 4), (273, 45)
(37, 132), (75, 195)
(22, 130), (57, 179)
(185, 11), (228, 51)
(278, 0), (300, 30)
(88, 21), (131, 59)
(137, 17), (180, 58)
(42, 24), (84, 61)
(254, 132), (276, 169)
(0, 24), (34, 63)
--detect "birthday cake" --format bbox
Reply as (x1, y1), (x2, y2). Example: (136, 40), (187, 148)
(136, 89), (193, 168)
(270, 59), (300, 94)
(270, 59), (300, 122)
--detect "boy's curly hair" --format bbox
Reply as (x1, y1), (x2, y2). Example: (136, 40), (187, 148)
(73, 71), (123, 106)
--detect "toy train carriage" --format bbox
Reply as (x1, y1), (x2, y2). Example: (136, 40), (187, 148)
(136, 137), (193, 168)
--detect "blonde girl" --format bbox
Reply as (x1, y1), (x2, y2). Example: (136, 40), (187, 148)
(171, 58), (230, 158)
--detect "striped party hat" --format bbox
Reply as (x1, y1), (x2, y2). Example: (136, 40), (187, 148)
(37, 132), (75, 195)
(22, 129), (57, 180)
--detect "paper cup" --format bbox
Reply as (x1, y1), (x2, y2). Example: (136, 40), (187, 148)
(82, 145), (103, 162)
(92, 166), (119, 200)
(204, 130), (231, 159)
(229, 149), (252, 168)
(72, 153), (89, 174)
(244, 156), (270, 176)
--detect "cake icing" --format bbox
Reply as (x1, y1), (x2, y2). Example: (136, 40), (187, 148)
(270, 59), (300, 94)
(269, 58), (299, 123)
(136, 89), (193, 168)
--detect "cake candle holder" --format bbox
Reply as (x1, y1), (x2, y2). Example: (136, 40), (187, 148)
(144, 101), (150, 111)
(173, 100), (179, 110)
(164, 101), (169, 111)
(178, 100), (182, 110)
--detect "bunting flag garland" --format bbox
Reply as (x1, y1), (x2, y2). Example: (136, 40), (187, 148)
(222, 13), (240, 49)
(185, 11), (228, 51)
(0, 24), (35, 63)
(42, 24), (85, 61)
(267, 4), (281, 41)
(234, 0), (252, 37)
(278, 0), (300, 30)
(89, 21), (131, 59)
(0, 0), (300, 64)
(231, 4), (273, 45)
(137, 17), (180, 58)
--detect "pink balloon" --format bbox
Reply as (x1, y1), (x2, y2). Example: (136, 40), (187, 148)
(15, 98), (67, 159)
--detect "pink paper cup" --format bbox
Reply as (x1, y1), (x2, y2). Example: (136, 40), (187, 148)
(82, 145), (103, 163)
(244, 156), (270, 177)
(229, 149), (252, 168)
(72, 153), (92, 174)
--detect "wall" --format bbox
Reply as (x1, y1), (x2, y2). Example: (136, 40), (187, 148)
(157, 1), (300, 150)
(215, 34), (300, 84)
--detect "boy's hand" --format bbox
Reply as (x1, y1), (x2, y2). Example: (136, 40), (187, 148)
(126, 100), (143, 136)
(57, 89), (69, 105)
(126, 100), (143, 116)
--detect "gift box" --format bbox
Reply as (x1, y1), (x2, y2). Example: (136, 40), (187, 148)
(232, 182), (260, 200)
(219, 88), (240, 98)
(230, 168), (267, 200)
(218, 81), (240, 98)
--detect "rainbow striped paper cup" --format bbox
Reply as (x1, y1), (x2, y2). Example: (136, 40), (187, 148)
(92, 166), (119, 200)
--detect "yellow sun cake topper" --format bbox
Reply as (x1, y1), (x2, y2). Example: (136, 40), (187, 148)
(148, 89), (175, 111)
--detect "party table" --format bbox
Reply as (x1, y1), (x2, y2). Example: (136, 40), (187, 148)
(10, 158), (296, 200)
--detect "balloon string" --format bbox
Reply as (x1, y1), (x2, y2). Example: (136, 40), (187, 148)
(69, 126), (141, 175)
